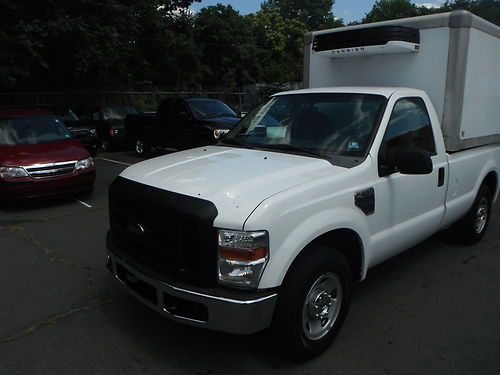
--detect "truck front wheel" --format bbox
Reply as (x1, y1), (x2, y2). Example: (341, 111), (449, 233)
(272, 246), (351, 359)
(454, 184), (492, 244)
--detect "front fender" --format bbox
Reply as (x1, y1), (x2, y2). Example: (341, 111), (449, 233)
(246, 202), (371, 289)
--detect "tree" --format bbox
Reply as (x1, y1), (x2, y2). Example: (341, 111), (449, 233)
(363, 0), (499, 25)
(363, 0), (418, 23)
(440, 0), (500, 25)
(261, 0), (341, 30)
(0, 0), (201, 91)
(250, 8), (307, 84)
(194, 4), (260, 89)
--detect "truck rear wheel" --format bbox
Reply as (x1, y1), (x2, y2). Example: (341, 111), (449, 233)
(272, 246), (351, 360)
(135, 137), (151, 157)
(100, 136), (113, 152)
(453, 184), (492, 245)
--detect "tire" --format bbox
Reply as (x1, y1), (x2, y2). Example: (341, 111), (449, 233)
(100, 136), (112, 152)
(135, 137), (151, 157)
(88, 144), (98, 157)
(453, 184), (492, 245)
(272, 245), (352, 360)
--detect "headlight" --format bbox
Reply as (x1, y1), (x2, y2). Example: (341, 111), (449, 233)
(89, 128), (97, 135)
(217, 230), (269, 289)
(213, 129), (229, 140)
(109, 129), (119, 136)
(75, 157), (95, 170)
(0, 166), (28, 179)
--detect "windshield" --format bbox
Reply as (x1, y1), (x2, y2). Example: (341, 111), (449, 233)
(56, 109), (79, 122)
(0, 116), (73, 146)
(187, 99), (238, 120)
(222, 93), (387, 164)
(101, 106), (137, 120)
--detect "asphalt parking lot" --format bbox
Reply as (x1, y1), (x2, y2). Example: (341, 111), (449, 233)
(1, 150), (499, 375)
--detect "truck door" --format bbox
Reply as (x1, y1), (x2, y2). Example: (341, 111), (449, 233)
(171, 99), (197, 149)
(372, 96), (448, 262)
(154, 99), (176, 148)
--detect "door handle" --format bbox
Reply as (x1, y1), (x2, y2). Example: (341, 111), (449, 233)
(438, 167), (445, 187)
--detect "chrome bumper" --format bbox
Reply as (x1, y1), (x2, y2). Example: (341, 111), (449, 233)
(106, 251), (277, 335)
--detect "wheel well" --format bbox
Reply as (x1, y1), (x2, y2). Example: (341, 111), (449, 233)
(310, 229), (364, 281)
(484, 172), (498, 198)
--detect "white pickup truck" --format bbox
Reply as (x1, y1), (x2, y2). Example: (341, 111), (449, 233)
(106, 11), (499, 358)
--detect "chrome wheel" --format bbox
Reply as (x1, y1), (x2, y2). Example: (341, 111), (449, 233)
(135, 139), (144, 154)
(100, 137), (110, 152)
(302, 272), (343, 340)
(475, 197), (488, 234)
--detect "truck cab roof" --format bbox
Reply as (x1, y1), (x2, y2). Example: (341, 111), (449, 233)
(273, 87), (425, 98)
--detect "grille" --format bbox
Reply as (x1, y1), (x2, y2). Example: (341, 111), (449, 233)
(70, 128), (90, 139)
(25, 161), (76, 178)
(108, 177), (219, 286)
(313, 26), (419, 52)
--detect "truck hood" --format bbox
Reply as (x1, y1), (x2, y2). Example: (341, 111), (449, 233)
(0, 140), (90, 167)
(119, 146), (343, 228)
(200, 116), (240, 130)
(105, 119), (126, 130)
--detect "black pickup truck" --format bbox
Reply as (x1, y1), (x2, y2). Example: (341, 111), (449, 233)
(74, 105), (138, 152)
(125, 98), (241, 157)
(40, 106), (99, 156)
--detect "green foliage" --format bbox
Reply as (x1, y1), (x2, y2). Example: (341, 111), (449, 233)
(0, 0), (202, 91)
(261, 0), (340, 29)
(363, 0), (499, 25)
(194, 5), (259, 89)
(363, 0), (418, 23)
(0, 0), (497, 93)
(440, 0), (500, 25)
(251, 8), (307, 84)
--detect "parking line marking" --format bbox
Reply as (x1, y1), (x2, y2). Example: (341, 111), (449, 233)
(97, 157), (132, 166)
(75, 199), (92, 208)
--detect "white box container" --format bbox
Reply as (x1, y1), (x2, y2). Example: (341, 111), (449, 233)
(303, 11), (500, 151)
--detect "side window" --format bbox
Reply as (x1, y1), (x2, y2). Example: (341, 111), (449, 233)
(173, 100), (191, 122)
(379, 97), (436, 165)
(158, 100), (174, 124)
(92, 111), (102, 121)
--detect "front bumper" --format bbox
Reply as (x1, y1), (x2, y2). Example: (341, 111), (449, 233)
(108, 131), (130, 145)
(106, 248), (278, 335)
(0, 170), (95, 201)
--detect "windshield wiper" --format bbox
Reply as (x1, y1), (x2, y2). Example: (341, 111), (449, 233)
(208, 113), (238, 119)
(218, 137), (254, 149)
(259, 144), (324, 158)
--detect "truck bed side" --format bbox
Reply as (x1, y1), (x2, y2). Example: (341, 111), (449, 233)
(125, 113), (156, 141)
(441, 144), (500, 229)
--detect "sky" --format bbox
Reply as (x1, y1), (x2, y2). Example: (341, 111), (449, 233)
(190, 0), (446, 23)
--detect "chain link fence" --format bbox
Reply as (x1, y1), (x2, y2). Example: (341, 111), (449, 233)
(0, 91), (265, 114)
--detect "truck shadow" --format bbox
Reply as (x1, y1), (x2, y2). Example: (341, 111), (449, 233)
(102, 224), (498, 370)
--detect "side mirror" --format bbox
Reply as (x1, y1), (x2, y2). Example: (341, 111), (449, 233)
(394, 148), (433, 175)
(177, 112), (189, 121)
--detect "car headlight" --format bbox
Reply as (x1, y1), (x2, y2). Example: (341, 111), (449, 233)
(75, 157), (95, 170)
(0, 166), (28, 179)
(213, 129), (230, 140)
(217, 229), (269, 289)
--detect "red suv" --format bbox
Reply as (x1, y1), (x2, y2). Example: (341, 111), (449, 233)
(0, 110), (96, 205)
